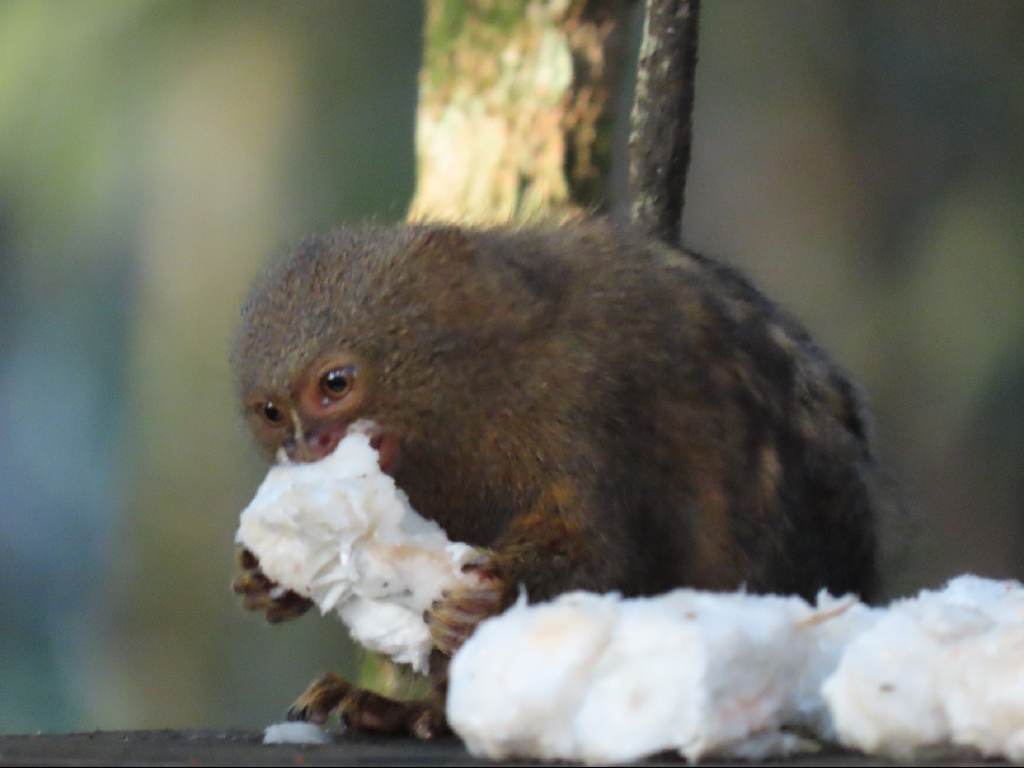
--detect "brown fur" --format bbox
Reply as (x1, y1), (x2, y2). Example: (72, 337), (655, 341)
(232, 220), (888, 734)
(232, 220), (881, 608)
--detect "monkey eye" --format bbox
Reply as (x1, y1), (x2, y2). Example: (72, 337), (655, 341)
(321, 365), (355, 399)
(260, 401), (285, 425)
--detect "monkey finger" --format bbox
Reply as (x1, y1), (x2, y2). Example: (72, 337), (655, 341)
(288, 672), (352, 725)
(410, 706), (448, 740)
(426, 578), (508, 656)
(231, 569), (273, 596)
(338, 690), (427, 735)
(287, 672), (446, 738)
(240, 591), (280, 613)
(237, 547), (262, 570)
(265, 592), (314, 623)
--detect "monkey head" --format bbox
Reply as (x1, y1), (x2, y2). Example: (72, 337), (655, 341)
(230, 224), (549, 469)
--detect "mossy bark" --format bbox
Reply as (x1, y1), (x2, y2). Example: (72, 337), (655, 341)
(408, 0), (632, 226)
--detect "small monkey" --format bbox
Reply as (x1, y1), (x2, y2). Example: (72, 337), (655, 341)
(231, 221), (883, 737)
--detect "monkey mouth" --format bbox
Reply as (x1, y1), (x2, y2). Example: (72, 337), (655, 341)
(346, 420), (401, 476)
(370, 430), (401, 475)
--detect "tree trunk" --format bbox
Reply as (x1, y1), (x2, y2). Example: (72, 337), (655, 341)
(408, 0), (632, 226)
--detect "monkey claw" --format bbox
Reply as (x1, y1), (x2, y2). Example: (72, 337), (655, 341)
(287, 672), (448, 740)
(424, 558), (509, 658)
(232, 548), (314, 624)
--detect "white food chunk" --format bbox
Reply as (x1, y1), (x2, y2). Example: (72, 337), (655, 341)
(575, 591), (874, 763)
(447, 592), (621, 761)
(447, 588), (875, 764)
(823, 574), (1024, 761)
(236, 425), (478, 673)
(262, 721), (332, 744)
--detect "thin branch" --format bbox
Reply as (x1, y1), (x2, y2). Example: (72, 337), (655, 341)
(628, 0), (700, 246)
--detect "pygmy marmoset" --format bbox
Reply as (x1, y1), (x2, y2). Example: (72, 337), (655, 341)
(231, 220), (884, 736)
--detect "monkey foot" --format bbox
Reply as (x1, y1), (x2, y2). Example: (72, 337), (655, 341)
(287, 672), (447, 739)
(232, 548), (313, 623)
(425, 555), (509, 657)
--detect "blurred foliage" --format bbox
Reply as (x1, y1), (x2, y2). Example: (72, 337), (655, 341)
(682, 0), (1024, 593)
(0, 0), (422, 731)
(0, 0), (1021, 735)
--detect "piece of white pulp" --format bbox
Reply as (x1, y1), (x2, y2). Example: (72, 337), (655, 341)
(262, 721), (332, 745)
(449, 575), (1024, 765)
(447, 588), (877, 764)
(235, 427), (479, 673)
(823, 575), (1024, 761)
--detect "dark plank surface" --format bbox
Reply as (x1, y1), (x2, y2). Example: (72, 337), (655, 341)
(0, 730), (1005, 767)
(6, 730), (479, 767)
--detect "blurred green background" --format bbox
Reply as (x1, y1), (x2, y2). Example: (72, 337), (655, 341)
(0, 0), (1022, 733)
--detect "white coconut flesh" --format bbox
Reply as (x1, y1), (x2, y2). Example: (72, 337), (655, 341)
(448, 576), (1024, 764)
(235, 425), (479, 673)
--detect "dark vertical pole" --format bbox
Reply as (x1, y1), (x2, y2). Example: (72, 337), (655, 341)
(628, 0), (700, 246)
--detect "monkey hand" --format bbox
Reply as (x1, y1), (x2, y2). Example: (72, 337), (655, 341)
(425, 551), (512, 657)
(232, 547), (313, 623)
